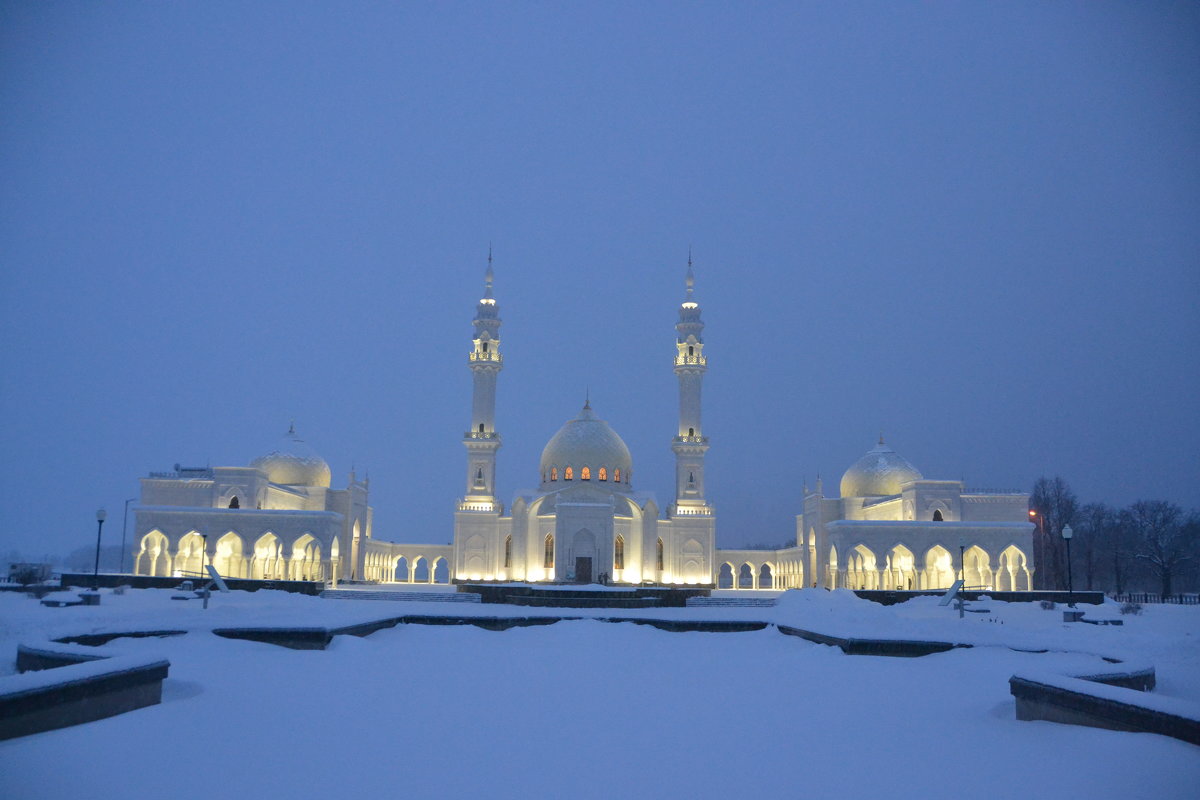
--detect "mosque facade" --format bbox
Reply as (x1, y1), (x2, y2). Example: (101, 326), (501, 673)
(131, 260), (1034, 592)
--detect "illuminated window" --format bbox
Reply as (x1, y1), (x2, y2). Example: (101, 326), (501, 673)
(614, 468), (621, 483)
(581, 466), (591, 480)
(598, 467), (607, 481)
(228, 496), (239, 509)
(933, 509), (944, 522)
(615, 535), (625, 570)
(565, 466), (574, 480)
(551, 467), (558, 481)
(656, 538), (664, 571)
(504, 535), (512, 568)
(544, 534), (554, 568)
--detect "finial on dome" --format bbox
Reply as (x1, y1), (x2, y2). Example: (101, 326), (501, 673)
(288, 420), (296, 436)
(584, 386), (591, 411)
(879, 432), (885, 445)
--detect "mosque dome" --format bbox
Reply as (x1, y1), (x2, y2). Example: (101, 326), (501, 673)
(539, 403), (633, 489)
(251, 424), (332, 488)
(839, 438), (922, 498)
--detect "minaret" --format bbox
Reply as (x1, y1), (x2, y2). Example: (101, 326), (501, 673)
(463, 251), (502, 507)
(672, 253), (710, 510)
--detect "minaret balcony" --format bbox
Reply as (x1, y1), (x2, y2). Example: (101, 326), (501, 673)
(673, 354), (706, 366)
(457, 498), (503, 513)
(463, 431), (501, 441)
(469, 351), (503, 363)
(673, 434), (708, 444)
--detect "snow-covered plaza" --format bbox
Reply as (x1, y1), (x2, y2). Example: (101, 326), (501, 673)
(1, 587), (1197, 799)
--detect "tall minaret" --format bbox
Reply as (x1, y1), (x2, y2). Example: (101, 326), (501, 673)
(672, 254), (710, 510)
(463, 251), (502, 506)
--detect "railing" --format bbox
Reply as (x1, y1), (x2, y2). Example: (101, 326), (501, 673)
(1112, 593), (1200, 605)
(673, 435), (708, 444)
(463, 431), (500, 440)
(457, 499), (502, 513)
(469, 351), (502, 363)
(674, 355), (706, 366)
(148, 469), (214, 479)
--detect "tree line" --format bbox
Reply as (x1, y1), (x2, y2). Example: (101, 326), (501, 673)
(1030, 476), (1199, 596)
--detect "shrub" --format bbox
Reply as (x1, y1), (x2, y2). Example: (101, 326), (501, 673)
(1039, 600), (1056, 611)
(1120, 601), (1143, 616)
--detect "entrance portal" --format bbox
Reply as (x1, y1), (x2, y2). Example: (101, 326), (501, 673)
(575, 556), (593, 584)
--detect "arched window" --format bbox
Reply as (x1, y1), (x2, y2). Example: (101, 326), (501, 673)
(228, 496), (239, 509)
(478, 423), (485, 433)
(688, 427), (694, 437)
(614, 468), (621, 483)
(933, 509), (944, 522)
(581, 466), (591, 480)
(598, 467), (607, 481)
(504, 535), (512, 568)
(544, 534), (554, 568)
(565, 466), (574, 480)
(551, 467), (558, 481)
(482, 341), (488, 352)
(614, 535), (625, 570)
(656, 538), (664, 571)
(688, 471), (695, 484)
(688, 344), (694, 356)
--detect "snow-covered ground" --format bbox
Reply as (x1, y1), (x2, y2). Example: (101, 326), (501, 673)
(1, 588), (1197, 799)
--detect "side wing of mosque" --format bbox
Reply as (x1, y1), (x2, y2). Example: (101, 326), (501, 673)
(131, 257), (1033, 592)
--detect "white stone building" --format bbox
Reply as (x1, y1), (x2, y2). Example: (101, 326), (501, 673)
(132, 256), (1033, 592)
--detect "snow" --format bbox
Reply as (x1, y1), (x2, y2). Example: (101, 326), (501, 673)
(0, 588), (1197, 798)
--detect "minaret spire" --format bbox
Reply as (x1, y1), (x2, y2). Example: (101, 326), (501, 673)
(672, 253), (710, 512)
(463, 250), (503, 509)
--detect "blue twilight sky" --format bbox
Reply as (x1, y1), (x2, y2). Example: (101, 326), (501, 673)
(1, 2), (1197, 558)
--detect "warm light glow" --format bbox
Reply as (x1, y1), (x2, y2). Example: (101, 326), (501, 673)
(1028, 510), (1036, 517)
(681, 302), (698, 309)
(479, 298), (496, 305)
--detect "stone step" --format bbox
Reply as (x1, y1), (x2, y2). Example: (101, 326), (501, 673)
(686, 597), (776, 607)
(321, 590), (480, 603)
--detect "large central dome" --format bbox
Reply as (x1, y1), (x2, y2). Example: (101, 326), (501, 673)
(840, 438), (922, 498)
(539, 403), (633, 489)
(250, 424), (332, 488)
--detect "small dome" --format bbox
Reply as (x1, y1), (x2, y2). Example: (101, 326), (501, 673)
(539, 403), (632, 490)
(840, 438), (922, 498)
(251, 424), (332, 488)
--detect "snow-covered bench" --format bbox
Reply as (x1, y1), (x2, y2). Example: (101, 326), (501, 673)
(1, 641), (170, 741)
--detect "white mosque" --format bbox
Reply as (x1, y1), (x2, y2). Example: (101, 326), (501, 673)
(132, 259), (1034, 593)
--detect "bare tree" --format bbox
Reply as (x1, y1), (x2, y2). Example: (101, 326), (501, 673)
(1073, 502), (1117, 591)
(1123, 500), (1196, 598)
(1030, 476), (1077, 590)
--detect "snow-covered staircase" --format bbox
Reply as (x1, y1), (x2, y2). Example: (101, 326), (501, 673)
(320, 589), (481, 603)
(686, 596), (777, 608)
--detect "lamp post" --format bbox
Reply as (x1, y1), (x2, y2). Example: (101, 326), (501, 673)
(1029, 509), (1044, 589)
(958, 537), (966, 585)
(93, 509), (107, 591)
(1062, 524), (1075, 608)
(119, 497), (135, 575)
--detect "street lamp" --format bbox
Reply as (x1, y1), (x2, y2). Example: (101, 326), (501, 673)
(1062, 524), (1075, 607)
(119, 497), (136, 575)
(93, 509), (107, 591)
(958, 537), (966, 585)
